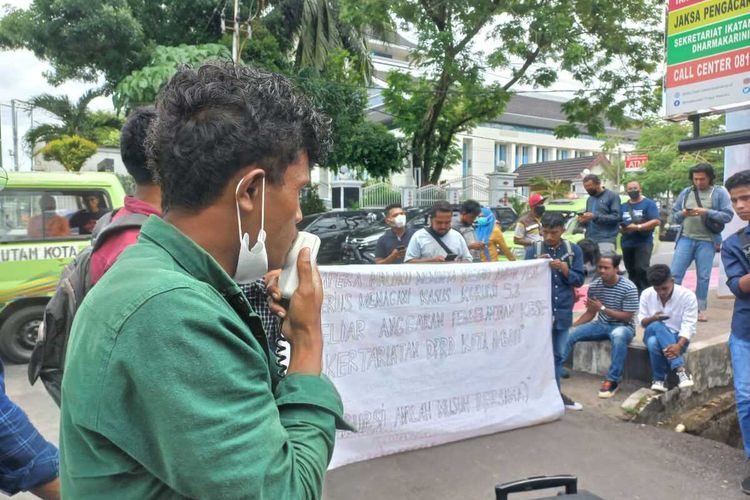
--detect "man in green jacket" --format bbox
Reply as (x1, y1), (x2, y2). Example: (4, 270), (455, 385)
(60, 62), (350, 499)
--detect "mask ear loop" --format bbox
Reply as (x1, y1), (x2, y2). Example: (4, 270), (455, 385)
(235, 174), (266, 243)
(235, 179), (245, 241)
(259, 176), (265, 236)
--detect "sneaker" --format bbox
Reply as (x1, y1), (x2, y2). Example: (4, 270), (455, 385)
(561, 393), (583, 411)
(650, 380), (668, 393)
(598, 380), (619, 398)
(561, 367), (571, 379)
(741, 474), (750, 494)
(677, 369), (694, 389)
(697, 312), (708, 322)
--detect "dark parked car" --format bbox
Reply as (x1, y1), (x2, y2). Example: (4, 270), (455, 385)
(298, 210), (382, 264)
(341, 205), (516, 264)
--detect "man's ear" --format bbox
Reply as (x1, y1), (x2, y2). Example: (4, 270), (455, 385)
(236, 168), (265, 213)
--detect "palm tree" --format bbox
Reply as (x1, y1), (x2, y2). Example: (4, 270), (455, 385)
(269, 0), (377, 82)
(528, 176), (570, 200)
(24, 89), (122, 151)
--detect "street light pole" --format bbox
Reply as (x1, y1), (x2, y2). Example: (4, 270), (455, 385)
(10, 100), (19, 171)
(232, 0), (241, 63)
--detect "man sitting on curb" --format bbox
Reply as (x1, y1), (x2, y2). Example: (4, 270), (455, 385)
(562, 254), (639, 398)
(638, 264), (697, 393)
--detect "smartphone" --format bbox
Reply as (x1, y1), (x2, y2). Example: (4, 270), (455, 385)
(396, 245), (405, 251)
(538, 253), (552, 259)
(278, 232), (321, 299)
(658, 315), (671, 320)
(445, 253), (458, 261)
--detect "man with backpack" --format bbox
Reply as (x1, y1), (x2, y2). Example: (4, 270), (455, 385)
(671, 164), (733, 322)
(89, 106), (161, 284)
(28, 107), (161, 405)
(721, 169), (750, 495)
(526, 212), (585, 410)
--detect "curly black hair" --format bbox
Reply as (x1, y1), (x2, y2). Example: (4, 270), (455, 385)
(120, 106), (157, 185)
(148, 61), (331, 211)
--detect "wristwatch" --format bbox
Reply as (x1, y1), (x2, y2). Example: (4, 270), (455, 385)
(600, 305), (606, 312)
(637, 224), (642, 231)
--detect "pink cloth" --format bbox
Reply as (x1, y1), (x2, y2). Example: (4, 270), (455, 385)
(89, 196), (161, 285)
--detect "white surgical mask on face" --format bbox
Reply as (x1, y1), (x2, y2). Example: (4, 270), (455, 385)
(393, 214), (406, 228)
(234, 176), (268, 284)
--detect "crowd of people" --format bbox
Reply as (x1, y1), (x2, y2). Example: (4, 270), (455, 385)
(0, 60), (748, 498)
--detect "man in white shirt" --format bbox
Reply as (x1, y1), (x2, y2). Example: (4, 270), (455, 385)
(405, 201), (472, 263)
(639, 264), (697, 392)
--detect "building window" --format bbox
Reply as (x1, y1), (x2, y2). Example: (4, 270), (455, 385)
(557, 149), (569, 160)
(538, 148), (550, 162)
(515, 145), (528, 168)
(494, 143), (507, 167)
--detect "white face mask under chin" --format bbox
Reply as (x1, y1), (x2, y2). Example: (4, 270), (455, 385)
(234, 176), (268, 284)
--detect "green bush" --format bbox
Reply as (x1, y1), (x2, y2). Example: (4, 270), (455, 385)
(40, 135), (97, 172)
(300, 185), (327, 216)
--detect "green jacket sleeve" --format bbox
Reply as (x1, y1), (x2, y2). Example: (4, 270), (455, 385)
(97, 286), (343, 500)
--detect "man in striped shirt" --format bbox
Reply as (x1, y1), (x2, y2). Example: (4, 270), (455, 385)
(562, 254), (639, 398)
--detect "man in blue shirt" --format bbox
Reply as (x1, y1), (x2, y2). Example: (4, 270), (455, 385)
(526, 212), (585, 410)
(578, 174), (621, 255)
(720, 169), (750, 495)
(0, 362), (60, 498)
(620, 180), (660, 294)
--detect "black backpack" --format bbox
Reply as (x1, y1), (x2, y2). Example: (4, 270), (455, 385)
(28, 210), (148, 406)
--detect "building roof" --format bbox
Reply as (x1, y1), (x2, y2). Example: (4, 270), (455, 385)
(514, 154), (611, 186)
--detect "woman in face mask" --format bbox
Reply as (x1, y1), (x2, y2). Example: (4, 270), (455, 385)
(475, 207), (516, 262)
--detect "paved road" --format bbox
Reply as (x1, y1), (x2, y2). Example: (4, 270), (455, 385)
(323, 401), (747, 500)
(1, 240), (740, 499)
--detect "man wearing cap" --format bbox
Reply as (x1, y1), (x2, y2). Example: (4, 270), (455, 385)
(515, 193), (546, 248)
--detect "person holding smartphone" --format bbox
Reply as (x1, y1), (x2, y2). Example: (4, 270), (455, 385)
(638, 265), (697, 393)
(375, 203), (416, 264)
(405, 201), (472, 263)
(562, 254), (639, 399)
(526, 213), (585, 410)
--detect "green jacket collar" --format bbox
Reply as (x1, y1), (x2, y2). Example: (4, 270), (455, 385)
(138, 216), (243, 298)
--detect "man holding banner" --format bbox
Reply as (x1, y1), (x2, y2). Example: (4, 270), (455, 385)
(526, 213), (585, 410)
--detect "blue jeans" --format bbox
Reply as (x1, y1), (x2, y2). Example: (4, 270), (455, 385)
(562, 321), (634, 383)
(643, 321), (685, 381)
(552, 326), (569, 389)
(671, 237), (715, 311)
(729, 334), (750, 459)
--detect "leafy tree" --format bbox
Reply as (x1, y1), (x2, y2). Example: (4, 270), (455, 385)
(113, 44), (231, 112)
(24, 90), (122, 150)
(624, 118), (724, 199)
(41, 135), (98, 172)
(0, 0), (376, 85)
(0, 0), (224, 85)
(507, 196), (528, 216)
(367, 0), (662, 184)
(296, 51), (405, 178)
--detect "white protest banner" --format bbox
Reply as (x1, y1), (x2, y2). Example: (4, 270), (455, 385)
(319, 259), (563, 469)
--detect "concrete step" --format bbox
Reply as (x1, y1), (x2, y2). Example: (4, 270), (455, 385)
(566, 336), (732, 393)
